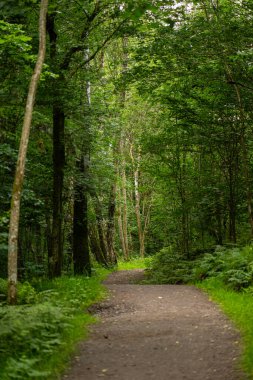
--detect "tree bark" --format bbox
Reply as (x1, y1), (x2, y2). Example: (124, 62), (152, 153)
(130, 146), (145, 257)
(117, 188), (127, 257)
(228, 164), (237, 243)
(106, 183), (117, 265)
(89, 226), (108, 266)
(73, 158), (91, 275)
(119, 138), (129, 260)
(49, 105), (65, 277)
(94, 196), (109, 262)
(8, 0), (48, 304)
(177, 150), (190, 258)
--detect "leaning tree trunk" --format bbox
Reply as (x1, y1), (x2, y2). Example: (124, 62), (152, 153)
(8, 0), (48, 304)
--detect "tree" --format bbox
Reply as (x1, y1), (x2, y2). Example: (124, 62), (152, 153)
(8, 0), (48, 304)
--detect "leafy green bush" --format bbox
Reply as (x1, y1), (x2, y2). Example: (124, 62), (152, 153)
(0, 279), (38, 304)
(0, 278), (7, 295)
(0, 303), (72, 379)
(0, 269), (110, 379)
(222, 269), (253, 291)
(193, 246), (253, 290)
(17, 281), (38, 304)
(145, 246), (193, 284)
(192, 246), (226, 281)
(147, 245), (253, 291)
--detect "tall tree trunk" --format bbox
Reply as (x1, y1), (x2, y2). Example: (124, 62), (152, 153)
(8, 0), (48, 304)
(117, 188), (127, 258)
(45, 211), (52, 272)
(116, 35), (130, 260)
(106, 183), (117, 264)
(94, 196), (109, 261)
(215, 198), (223, 245)
(177, 150), (190, 258)
(121, 157), (129, 260)
(47, 13), (66, 278)
(50, 105), (65, 277)
(73, 158), (91, 275)
(228, 165), (237, 243)
(117, 156), (129, 260)
(72, 60), (92, 275)
(130, 146), (145, 257)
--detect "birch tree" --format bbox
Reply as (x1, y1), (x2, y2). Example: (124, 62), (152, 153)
(8, 0), (48, 304)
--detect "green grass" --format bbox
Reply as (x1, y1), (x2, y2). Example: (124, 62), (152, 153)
(117, 257), (150, 270)
(0, 268), (111, 380)
(197, 277), (253, 379)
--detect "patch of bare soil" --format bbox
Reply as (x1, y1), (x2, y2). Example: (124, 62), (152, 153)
(64, 270), (246, 380)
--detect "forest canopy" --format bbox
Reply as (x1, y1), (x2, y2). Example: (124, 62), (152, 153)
(1, 0), (253, 287)
(3, 1), (253, 378)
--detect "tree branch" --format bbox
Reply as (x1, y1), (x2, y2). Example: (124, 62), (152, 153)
(60, 2), (102, 71)
(70, 19), (127, 77)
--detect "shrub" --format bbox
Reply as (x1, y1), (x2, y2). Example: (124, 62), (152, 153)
(147, 245), (253, 291)
(17, 282), (38, 304)
(0, 269), (110, 379)
(0, 278), (7, 296)
(221, 269), (253, 291)
(145, 246), (193, 284)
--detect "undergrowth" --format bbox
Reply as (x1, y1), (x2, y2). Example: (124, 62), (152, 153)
(145, 247), (193, 284)
(146, 245), (253, 290)
(0, 267), (110, 380)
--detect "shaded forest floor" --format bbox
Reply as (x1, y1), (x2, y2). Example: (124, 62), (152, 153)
(64, 270), (246, 380)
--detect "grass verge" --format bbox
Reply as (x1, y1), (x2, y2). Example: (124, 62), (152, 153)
(0, 268), (110, 380)
(197, 277), (253, 379)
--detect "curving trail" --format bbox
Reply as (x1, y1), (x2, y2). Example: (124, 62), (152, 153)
(64, 270), (245, 380)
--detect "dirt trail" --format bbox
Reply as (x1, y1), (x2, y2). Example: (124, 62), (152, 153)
(64, 270), (245, 380)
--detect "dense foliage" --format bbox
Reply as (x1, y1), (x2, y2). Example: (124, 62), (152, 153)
(146, 245), (253, 291)
(2, 0), (253, 376)
(2, 0), (253, 278)
(0, 269), (109, 379)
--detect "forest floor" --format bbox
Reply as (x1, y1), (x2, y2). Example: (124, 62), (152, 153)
(64, 270), (246, 380)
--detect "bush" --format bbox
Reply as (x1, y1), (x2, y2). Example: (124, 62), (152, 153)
(145, 246), (193, 284)
(147, 245), (253, 291)
(0, 303), (71, 379)
(0, 278), (7, 295)
(17, 282), (38, 304)
(0, 269), (110, 379)
(0, 278), (7, 302)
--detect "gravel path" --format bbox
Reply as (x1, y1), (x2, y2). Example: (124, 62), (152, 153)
(64, 270), (245, 380)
